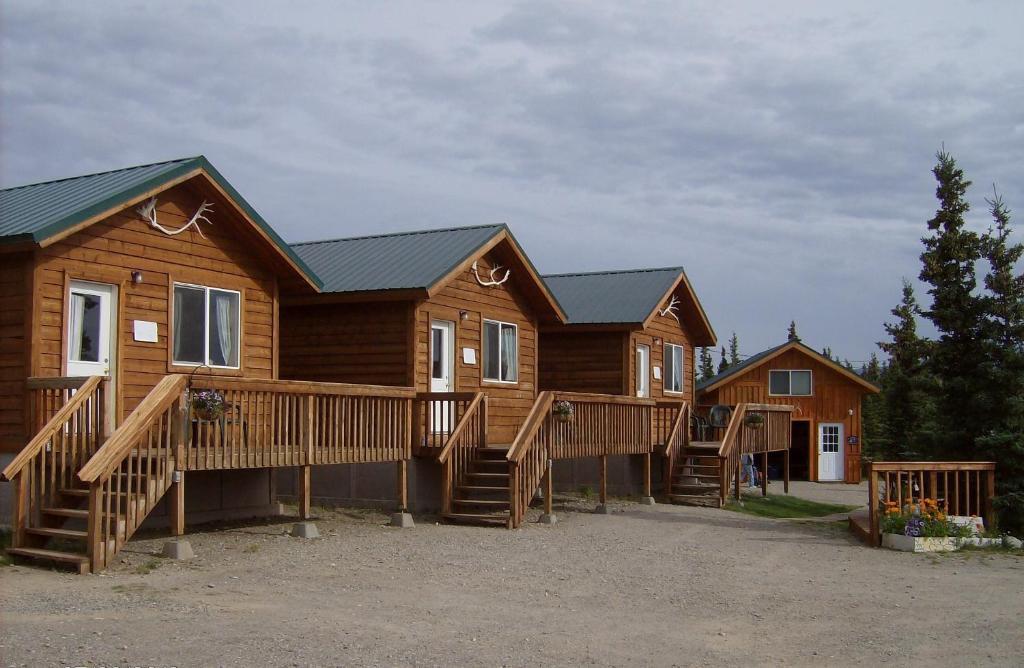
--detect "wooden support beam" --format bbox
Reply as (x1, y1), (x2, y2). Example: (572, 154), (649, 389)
(762, 451), (768, 497)
(397, 460), (409, 512)
(169, 473), (185, 537)
(734, 460), (740, 500)
(11, 472), (26, 548)
(984, 469), (996, 532)
(87, 484), (103, 573)
(784, 448), (790, 494)
(544, 459), (553, 516)
(298, 465), (311, 520)
(868, 468), (878, 547)
(599, 455), (608, 505)
(642, 453), (652, 499)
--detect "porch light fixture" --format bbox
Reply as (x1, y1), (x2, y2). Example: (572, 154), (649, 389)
(131, 271), (144, 285)
(653, 337), (662, 345)
(459, 310), (469, 321)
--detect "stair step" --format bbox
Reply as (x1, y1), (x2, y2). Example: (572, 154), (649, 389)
(60, 488), (89, 498)
(7, 547), (90, 573)
(42, 507), (88, 519)
(465, 472), (510, 481)
(25, 527), (88, 541)
(452, 499), (510, 508)
(442, 512), (509, 526)
(672, 484), (720, 495)
(667, 494), (723, 508)
(457, 485), (510, 493)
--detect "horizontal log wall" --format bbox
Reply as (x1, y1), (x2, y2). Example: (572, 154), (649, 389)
(0, 251), (29, 452)
(538, 330), (624, 395)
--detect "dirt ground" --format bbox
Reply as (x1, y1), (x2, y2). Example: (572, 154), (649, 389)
(2, 491), (1022, 667)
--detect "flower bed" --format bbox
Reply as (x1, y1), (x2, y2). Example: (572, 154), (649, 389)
(879, 498), (990, 552)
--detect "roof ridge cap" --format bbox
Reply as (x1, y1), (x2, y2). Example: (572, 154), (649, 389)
(543, 266), (684, 278)
(291, 223), (505, 247)
(1, 156), (201, 192)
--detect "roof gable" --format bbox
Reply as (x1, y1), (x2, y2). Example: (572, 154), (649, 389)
(0, 156), (321, 290)
(291, 224), (566, 322)
(543, 267), (716, 345)
(697, 340), (880, 394)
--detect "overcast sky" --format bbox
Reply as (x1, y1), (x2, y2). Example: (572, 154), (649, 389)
(2, 1), (1021, 364)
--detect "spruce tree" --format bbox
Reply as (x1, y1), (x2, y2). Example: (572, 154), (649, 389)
(787, 321), (799, 342)
(878, 280), (933, 459)
(860, 353), (888, 459)
(976, 191), (1024, 532)
(918, 150), (987, 458)
(698, 347), (716, 381)
(728, 332), (740, 365)
(717, 346), (729, 374)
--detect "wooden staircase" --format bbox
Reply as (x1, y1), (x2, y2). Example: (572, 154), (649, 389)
(666, 441), (724, 508)
(442, 446), (512, 526)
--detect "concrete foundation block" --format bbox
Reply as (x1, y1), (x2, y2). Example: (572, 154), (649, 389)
(291, 521), (320, 539)
(539, 513), (558, 525)
(594, 504), (611, 515)
(390, 512), (415, 528)
(640, 496), (656, 506)
(161, 539), (194, 560)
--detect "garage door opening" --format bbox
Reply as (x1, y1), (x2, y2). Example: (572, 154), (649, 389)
(767, 420), (811, 481)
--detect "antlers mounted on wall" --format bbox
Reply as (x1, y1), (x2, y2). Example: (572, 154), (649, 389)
(472, 260), (511, 287)
(137, 197), (214, 238)
(659, 295), (680, 322)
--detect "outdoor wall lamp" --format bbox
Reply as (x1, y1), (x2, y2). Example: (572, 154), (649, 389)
(131, 271), (144, 285)
(459, 310), (469, 321)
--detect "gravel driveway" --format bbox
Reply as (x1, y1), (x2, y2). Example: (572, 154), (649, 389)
(1, 497), (1021, 667)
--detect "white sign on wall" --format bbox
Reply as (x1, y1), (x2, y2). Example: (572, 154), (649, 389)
(133, 320), (158, 343)
(462, 347), (477, 365)
(653, 366), (662, 380)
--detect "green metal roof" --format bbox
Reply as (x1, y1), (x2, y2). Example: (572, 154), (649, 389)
(291, 224), (508, 293)
(696, 341), (792, 392)
(0, 156), (322, 289)
(542, 267), (683, 324)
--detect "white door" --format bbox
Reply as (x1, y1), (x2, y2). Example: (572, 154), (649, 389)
(817, 423), (844, 481)
(67, 281), (116, 379)
(636, 344), (650, 398)
(430, 320), (455, 433)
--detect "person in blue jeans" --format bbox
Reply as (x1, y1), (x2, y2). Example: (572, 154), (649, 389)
(742, 453), (757, 488)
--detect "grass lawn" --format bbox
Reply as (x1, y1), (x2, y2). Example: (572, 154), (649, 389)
(724, 494), (860, 519)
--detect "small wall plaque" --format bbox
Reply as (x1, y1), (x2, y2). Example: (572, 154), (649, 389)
(133, 320), (158, 343)
(653, 366), (662, 380)
(462, 347), (477, 365)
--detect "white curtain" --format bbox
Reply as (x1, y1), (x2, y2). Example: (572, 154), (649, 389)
(173, 287), (185, 362)
(673, 348), (683, 392)
(501, 324), (517, 381)
(68, 293), (86, 361)
(214, 292), (237, 366)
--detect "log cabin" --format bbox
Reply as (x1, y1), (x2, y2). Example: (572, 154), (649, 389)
(697, 340), (880, 483)
(0, 157), (417, 572)
(538, 267), (722, 499)
(278, 224), (568, 512)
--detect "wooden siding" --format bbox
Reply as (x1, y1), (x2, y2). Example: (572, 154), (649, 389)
(279, 301), (411, 386)
(0, 252), (30, 452)
(416, 253), (539, 444)
(628, 308), (696, 403)
(700, 348), (868, 482)
(538, 330), (625, 395)
(32, 179), (279, 426)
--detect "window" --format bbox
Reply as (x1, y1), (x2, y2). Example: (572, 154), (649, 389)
(172, 283), (241, 368)
(768, 370), (812, 396)
(483, 319), (518, 382)
(664, 343), (684, 394)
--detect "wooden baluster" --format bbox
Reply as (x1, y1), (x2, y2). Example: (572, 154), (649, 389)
(868, 467), (878, 547)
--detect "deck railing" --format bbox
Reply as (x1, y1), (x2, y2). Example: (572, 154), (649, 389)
(1, 376), (108, 550)
(26, 376), (107, 434)
(867, 461), (997, 547)
(658, 401), (689, 497)
(412, 392), (478, 454)
(717, 403), (794, 505)
(507, 392), (555, 529)
(436, 393), (487, 515)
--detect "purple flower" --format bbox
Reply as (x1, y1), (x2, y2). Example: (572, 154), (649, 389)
(905, 518), (924, 537)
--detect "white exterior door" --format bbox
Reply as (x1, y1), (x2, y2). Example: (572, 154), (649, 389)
(430, 320), (455, 433)
(817, 423), (844, 481)
(636, 344), (650, 398)
(67, 281), (116, 379)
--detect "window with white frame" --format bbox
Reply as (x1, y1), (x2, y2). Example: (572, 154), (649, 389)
(664, 343), (684, 394)
(172, 283), (241, 368)
(483, 319), (518, 382)
(768, 370), (812, 396)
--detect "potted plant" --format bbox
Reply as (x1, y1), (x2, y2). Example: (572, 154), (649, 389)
(191, 389), (226, 421)
(552, 400), (574, 424)
(879, 498), (993, 552)
(743, 412), (765, 429)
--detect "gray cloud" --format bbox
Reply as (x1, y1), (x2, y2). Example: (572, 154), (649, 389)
(2, 0), (1022, 363)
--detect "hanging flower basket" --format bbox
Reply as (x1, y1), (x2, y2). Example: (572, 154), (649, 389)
(552, 400), (575, 424)
(743, 412), (765, 429)
(191, 389), (226, 421)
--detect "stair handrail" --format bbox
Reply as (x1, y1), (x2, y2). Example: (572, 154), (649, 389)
(660, 401), (689, 497)
(435, 392), (487, 515)
(506, 391), (554, 528)
(78, 374), (187, 483)
(1, 375), (106, 482)
(716, 403), (749, 505)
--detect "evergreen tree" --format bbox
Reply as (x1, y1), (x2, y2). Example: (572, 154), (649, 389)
(698, 347), (716, 382)
(918, 150), (987, 458)
(878, 280), (933, 459)
(975, 191), (1024, 532)
(728, 332), (740, 365)
(787, 320), (799, 341)
(822, 346), (834, 361)
(717, 346), (729, 374)
(860, 353), (888, 459)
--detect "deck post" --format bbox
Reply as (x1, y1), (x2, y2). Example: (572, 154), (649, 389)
(544, 459), (553, 516)
(642, 452), (652, 499)
(984, 468), (996, 531)
(868, 465), (878, 547)
(87, 483), (103, 573)
(599, 455), (608, 505)
(734, 459), (740, 500)
(762, 451), (768, 497)
(11, 472), (26, 548)
(298, 465), (311, 520)
(783, 448), (790, 494)
(169, 472), (185, 536)
(397, 459), (409, 512)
